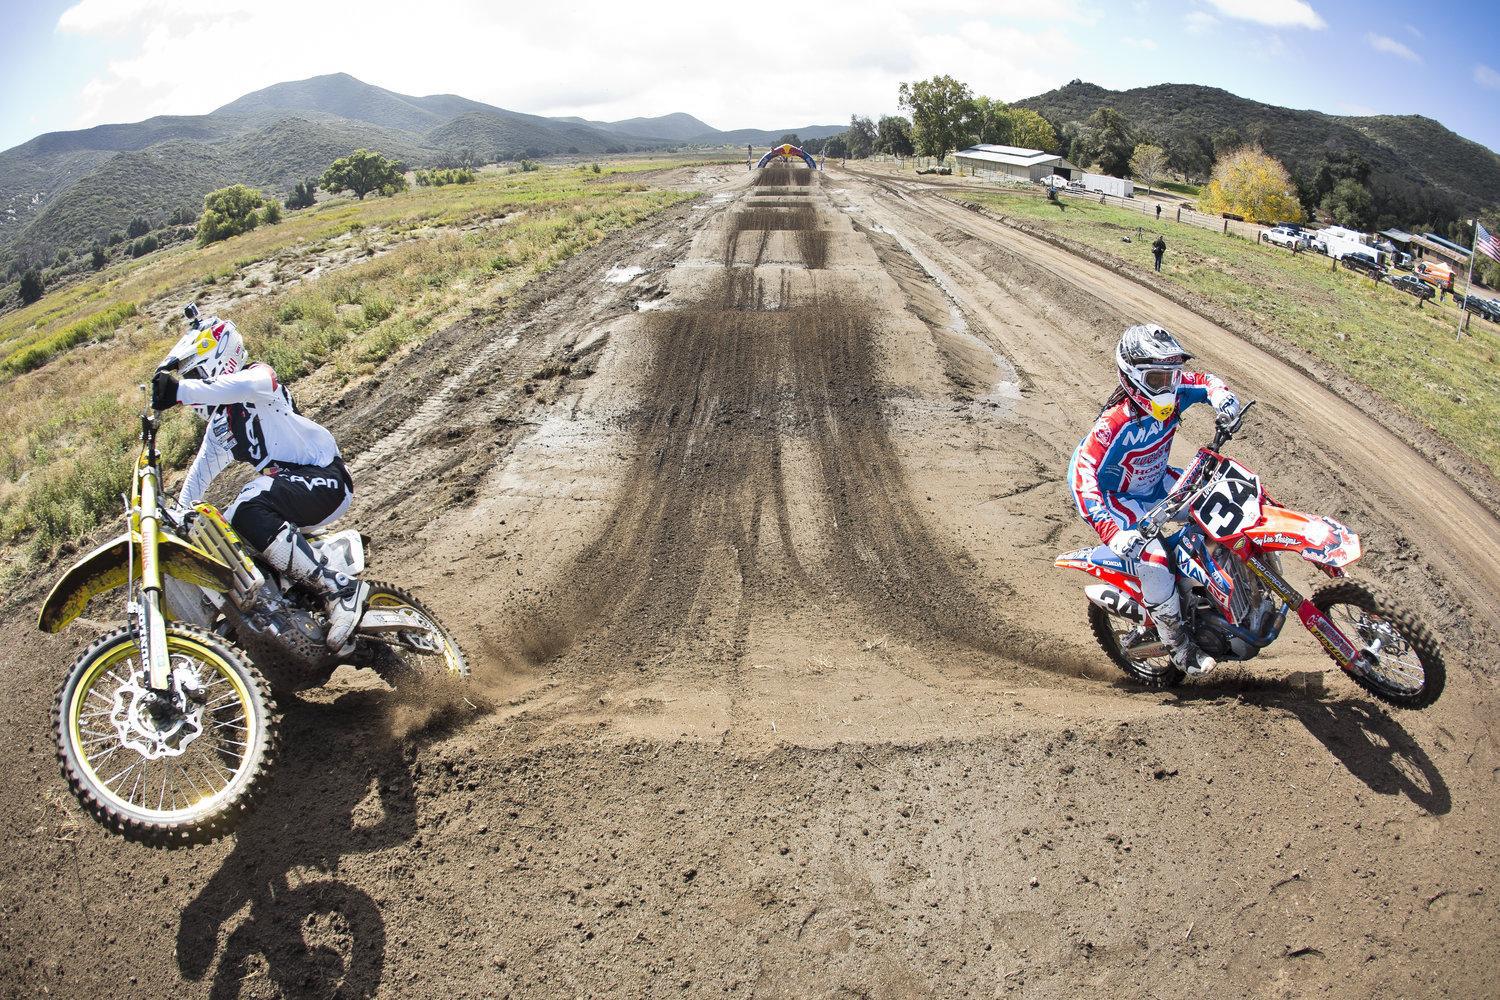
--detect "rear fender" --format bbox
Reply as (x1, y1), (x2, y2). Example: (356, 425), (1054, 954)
(1245, 507), (1361, 568)
(1085, 583), (1146, 624)
(38, 530), (235, 633)
(1055, 545), (1144, 602)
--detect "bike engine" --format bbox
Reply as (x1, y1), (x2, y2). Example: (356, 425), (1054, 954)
(227, 586), (335, 691)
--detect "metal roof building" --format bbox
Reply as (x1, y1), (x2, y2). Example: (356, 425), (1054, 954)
(953, 144), (1078, 183)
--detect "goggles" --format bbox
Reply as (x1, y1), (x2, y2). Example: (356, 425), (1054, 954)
(1139, 366), (1181, 393)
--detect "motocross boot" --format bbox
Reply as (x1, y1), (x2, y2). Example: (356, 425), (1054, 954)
(1147, 594), (1216, 675)
(262, 523), (369, 651)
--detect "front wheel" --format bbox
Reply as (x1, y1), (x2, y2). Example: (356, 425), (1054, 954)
(54, 623), (277, 847)
(360, 582), (470, 686)
(1311, 581), (1445, 709)
(1087, 601), (1184, 688)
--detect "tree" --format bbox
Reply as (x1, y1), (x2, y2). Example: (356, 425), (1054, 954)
(898, 75), (977, 159)
(1004, 108), (1058, 152)
(90, 245), (106, 270)
(846, 115), (877, 158)
(320, 149), (407, 200)
(1212, 126), (1245, 158)
(1075, 107), (1134, 177)
(972, 96), (1012, 145)
(874, 115), (914, 157)
(126, 216), (151, 239)
(129, 234), (159, 258)
(1129, 143), (1170, 194)
(777, 133), (802, 147)
(1320, 178), (1374, 228)
(197, 184), (267, 245)
(286, 178), (317, 210)
(18, 268), (44, 305)
(259, 198), (282, 225)
(823, 133), (850, 159)
(1198, 147), (1304, 224)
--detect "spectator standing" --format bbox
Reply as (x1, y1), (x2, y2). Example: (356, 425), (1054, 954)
(1155, 203), (1162, 221)
(1152, 235), (1167, 272)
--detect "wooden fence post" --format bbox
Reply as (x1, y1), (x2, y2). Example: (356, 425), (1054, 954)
(1176, 206), (1182, 223)
(1222, 218), (1228, 235)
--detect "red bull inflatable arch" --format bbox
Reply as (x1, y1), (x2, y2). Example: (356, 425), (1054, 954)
(756, 143), (818, 170)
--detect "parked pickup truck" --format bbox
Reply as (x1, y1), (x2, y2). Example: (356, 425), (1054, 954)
(1388, 274), (1434, 301)
(1459, 295), (1500, 323)
(1340, 253), (1386, 280)
(1263, 226), (1307, 250)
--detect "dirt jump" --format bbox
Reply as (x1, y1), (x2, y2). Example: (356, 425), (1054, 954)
(3, 161), (1497, 998)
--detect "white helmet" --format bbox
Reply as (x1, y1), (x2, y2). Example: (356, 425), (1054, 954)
(1116, 323), (1190, 422)
(159, 304), (246, 415)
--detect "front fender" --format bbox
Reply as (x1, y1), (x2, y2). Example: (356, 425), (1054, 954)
(38, 530), (235, 633)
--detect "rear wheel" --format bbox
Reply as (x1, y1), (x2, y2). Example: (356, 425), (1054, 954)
(360, 582), (469, 686)
(1311, 581), (1444, 709)
(54, 624), (276, 847)
(1087, 602), (1184, 689)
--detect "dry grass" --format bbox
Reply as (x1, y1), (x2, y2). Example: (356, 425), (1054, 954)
(0, 161), (698, 579)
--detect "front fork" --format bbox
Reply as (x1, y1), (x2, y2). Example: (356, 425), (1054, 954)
(1244, 555), (1362, 672)
(136, 463), (173, 693)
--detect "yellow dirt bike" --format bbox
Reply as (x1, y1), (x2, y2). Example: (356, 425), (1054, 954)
(39, 405), (467, 847)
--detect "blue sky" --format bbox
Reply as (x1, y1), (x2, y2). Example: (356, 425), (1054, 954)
(2, 0), (1497, 155)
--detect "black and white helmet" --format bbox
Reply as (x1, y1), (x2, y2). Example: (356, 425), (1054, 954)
(1116, 323), (1191, 422)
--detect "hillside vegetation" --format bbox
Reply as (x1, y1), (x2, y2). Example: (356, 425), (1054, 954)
(1015, 81), (1500, 229)
(0, 161), (702, 578)
(0, 73), (839, 272)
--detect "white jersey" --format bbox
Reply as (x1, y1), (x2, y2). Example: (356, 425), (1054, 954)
(177, 363), (340, 506)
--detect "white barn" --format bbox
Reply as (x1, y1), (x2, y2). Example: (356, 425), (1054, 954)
(953, 144), (1077, 183)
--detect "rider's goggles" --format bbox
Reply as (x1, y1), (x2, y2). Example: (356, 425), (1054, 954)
(1139, 365), (1181, 393)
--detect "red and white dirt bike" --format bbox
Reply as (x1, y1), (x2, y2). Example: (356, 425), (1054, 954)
(1055, 402), (1445, 707)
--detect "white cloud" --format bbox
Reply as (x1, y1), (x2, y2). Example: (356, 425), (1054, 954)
(1123, 36), (1159, 50)
(1403, 23), (1423, 39)
(1366, 33), (1420, 63)
(1476, 64), (1500, 90)
(51, 0), (1085, 134)
(1184, 10), (1218, 33)
(1201, 0), (1324, 29)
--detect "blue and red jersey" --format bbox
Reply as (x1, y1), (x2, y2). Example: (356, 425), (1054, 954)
(1069, 371), (1232, 544)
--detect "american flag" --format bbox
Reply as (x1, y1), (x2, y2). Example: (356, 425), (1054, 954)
(1479, 222), (1500, 263)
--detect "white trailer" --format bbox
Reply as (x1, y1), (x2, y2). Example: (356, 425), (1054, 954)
(1077, 173), (1134, 198)
(1317, 225), (1388, 265)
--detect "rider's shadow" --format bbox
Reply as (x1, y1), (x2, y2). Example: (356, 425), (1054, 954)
(1163, 679), (1450, 815)
(1282, 695), (1451, 816)
(175, 686), (474, 999)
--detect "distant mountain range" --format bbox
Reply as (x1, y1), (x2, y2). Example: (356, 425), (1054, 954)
(1015, 81), (1500, 223)
(0, 73), (843, 268)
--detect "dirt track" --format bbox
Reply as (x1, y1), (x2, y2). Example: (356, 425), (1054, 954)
(3, 163), (1498, 999)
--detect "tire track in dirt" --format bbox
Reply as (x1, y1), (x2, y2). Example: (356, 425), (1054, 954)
(525, 167), (1070, 682)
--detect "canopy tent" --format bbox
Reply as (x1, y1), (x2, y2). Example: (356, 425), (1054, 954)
(756, 143), (818, 170)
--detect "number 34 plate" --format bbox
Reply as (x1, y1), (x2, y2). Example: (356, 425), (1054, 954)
(1191, 460), (1263, 541)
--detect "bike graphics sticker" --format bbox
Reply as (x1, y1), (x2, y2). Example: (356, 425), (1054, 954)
(1191, 461), (1262, 541)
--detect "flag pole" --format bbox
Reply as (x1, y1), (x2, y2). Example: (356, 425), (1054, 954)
(1457, 219), (1477, 340)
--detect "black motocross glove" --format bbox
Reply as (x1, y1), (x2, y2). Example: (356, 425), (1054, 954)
(151, 369), (180, 411)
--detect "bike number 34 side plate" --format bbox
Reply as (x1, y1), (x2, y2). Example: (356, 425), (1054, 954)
(1191, 460), (1263, 541)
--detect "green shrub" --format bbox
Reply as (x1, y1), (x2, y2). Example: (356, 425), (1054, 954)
(129, 234), (159, 258)
(126, 216), (151, 239)
(197, 184), (267, 245)
(286, 178), (318, 210)
(259, 199), (282, 225)
(1, 301), (138, 376)
(18, 269), (43, 305)
(90, 245), (106, 270)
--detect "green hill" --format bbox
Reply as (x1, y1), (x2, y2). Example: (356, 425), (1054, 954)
(1015, 81), (1500, 227)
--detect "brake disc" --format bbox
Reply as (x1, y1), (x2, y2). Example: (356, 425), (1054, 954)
(109, 658), (205, 760)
